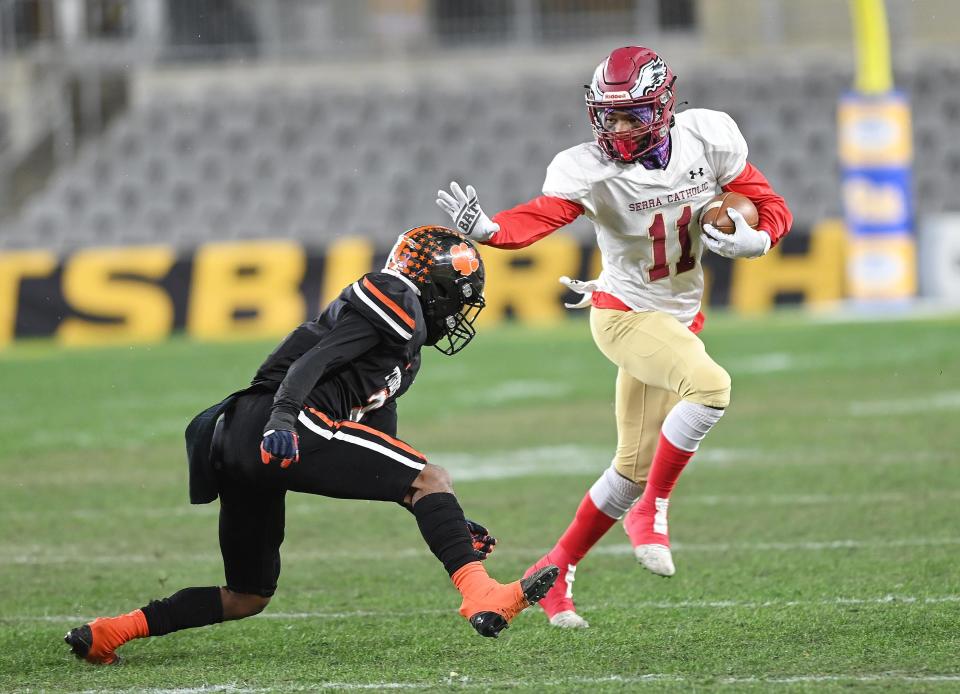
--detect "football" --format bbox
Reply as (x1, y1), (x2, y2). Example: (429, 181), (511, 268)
(699, 192), (759, 234)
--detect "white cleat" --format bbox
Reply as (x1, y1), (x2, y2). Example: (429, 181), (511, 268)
(548, 610), (590, 629)
(633, 543), (675, 577)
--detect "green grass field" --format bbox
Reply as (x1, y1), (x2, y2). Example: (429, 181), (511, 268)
(1, 311), (958, 692)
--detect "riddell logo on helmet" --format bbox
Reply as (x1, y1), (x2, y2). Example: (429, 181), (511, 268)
(450, 243), (480, 276)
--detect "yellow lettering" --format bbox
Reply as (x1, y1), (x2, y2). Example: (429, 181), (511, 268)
(0, 251), (57, 347)
(321, 237), (374, 307)
(479, 236), (581, 325)
(730, 220), (847, 313)
(188, 241), (306, 340)
(58, 246), (175, 346)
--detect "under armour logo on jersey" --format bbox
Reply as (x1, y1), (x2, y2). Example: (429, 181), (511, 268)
(689, 168), (704, 180)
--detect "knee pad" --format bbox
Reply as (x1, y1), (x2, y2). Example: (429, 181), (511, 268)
(687, 362), (731, 408)
(589, 465), (643, 519)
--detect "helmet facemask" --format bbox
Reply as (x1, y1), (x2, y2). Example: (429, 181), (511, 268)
(586, 84), (675, 162)
(423, 275), (485, 356)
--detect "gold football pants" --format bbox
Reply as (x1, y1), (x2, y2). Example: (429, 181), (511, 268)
(589, 308), (731, 484)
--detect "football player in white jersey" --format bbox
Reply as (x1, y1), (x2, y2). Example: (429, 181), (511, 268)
(437, 46), (793, 628)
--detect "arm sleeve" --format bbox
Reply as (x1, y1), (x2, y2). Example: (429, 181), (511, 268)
(721, 161), (794, 247)
(487, 195), (584, 249)
(270, 309), (382, 425)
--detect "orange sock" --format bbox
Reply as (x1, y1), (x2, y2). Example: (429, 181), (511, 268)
(451, 561), (495, 598)
(96, 609), (150, 645)
(80, 608), (150, 664)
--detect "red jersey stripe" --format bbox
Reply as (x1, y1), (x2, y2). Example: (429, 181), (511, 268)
(590, 291), (705, 334)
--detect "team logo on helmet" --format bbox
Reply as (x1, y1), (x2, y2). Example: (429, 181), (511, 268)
(450, 243), (480, 276)
(636, 56), (667, 95)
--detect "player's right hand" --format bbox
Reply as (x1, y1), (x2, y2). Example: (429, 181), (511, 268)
(260, 429), (300, 468)
(465, 518), (497, 560)
(436, 181), (500, 242)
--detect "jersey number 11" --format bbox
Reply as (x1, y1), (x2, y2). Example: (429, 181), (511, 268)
(647, 205), (695, 282)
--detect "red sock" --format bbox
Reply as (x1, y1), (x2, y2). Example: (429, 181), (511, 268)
(625, 433), (695, 546)
(554, 492), (617, 566)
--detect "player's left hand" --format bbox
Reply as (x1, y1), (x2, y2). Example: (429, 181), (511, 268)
(260, 428), (300, 468)
(701, 208), (772, 259)
(465, 518), (497, 560)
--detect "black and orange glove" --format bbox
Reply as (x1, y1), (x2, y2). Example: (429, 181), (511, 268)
(260, 428), (299, 468)
(465, 518), (496, 560)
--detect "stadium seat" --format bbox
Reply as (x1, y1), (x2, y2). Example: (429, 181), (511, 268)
(3, 58), (957, 252)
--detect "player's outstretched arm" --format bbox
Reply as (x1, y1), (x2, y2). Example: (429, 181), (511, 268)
(437, 180), (583, 250)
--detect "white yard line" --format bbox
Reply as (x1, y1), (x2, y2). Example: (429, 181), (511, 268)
(11, 487), (956, 523)
(10, 593), (960, 625)
(466, 380), (573, 405)
(848, 390), (960, 416)
(44, 671), (960, 693)
(6, 535), (960, 566)
(725, 352), (797, 374)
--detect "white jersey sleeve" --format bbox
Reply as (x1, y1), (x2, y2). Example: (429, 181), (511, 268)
(683, 109), (748, 186)
(542, 145), (604, 216)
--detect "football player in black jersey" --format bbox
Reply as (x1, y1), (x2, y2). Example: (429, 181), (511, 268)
(65, 226), (558, 665)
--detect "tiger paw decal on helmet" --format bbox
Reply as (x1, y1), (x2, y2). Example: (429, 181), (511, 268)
(450, 243), (480, 276)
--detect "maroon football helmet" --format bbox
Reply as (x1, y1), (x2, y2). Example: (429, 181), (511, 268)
(585, 46), (677, 163)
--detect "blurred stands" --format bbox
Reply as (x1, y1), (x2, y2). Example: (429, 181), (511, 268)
(1, 0), (958, 253)
(3, 55), (959, 252)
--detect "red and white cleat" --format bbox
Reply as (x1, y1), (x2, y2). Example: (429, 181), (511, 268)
(624, 497), (676, 577)
(524, 554), (589, 628)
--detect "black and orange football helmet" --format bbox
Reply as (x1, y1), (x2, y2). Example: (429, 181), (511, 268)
(384, 226), (486, 355)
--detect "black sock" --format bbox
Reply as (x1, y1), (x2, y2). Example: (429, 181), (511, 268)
(412, 492), (477, 576)
(140, 586), (224, 637)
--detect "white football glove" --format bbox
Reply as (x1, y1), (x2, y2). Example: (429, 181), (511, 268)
(559, 276), (602, 309)
(436, 182), (500, 243)
(701, 208), (772, 259)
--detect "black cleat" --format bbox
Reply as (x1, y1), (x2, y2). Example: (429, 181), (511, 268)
(65, 625), (93, 660)
(468, 565), (560, 638)
(64, 623), (121, 665)
(521, 564), (561, 605)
